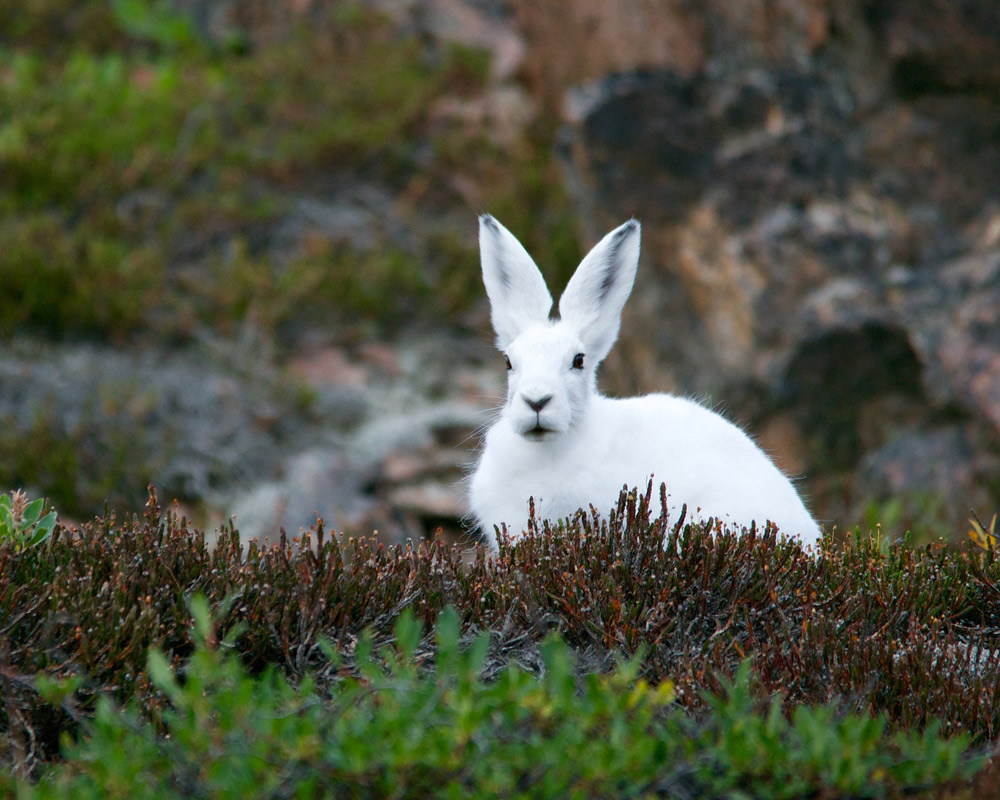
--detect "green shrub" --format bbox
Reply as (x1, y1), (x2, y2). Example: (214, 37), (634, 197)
(5, 602), (979, 799)
(0, 490), (56, 549)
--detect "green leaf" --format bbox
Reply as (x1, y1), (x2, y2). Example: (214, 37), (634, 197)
(21, 496), (45, 527)
(317, 636), (343, 669)
(34, 510), (57, 532)
(187, 593), (213, 644)
(436, 606), (460, 673)
(466, 630), (490, 675)
(146, 649), (181, 703)
(27, 511), (57, 545)
(110, 0), (200, 51)
(35, 673), (84, 705)
(355, 629), (373, 672)
(394, 608), (421, 662)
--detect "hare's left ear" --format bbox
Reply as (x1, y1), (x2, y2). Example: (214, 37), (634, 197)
(558, 220), (640, 364)
(479, 215), (554, 350)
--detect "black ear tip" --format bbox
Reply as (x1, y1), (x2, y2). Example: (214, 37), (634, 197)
(609, 218), (640, 246)
(479, 214), (499, 231)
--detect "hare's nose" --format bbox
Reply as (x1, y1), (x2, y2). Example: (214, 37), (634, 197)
(524, 395), (552, 413)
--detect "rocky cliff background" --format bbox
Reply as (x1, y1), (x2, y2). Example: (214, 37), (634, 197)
(2, 0), (999, 544)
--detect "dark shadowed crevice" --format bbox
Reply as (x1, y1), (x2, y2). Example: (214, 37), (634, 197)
(783, 322), (923, 469)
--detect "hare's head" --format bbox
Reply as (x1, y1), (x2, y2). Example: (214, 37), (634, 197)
(478, 215), (640, 441)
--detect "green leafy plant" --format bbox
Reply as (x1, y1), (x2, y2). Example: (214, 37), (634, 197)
(968, 510), (997, 551)
(0, 489), (57, 548)
(109, 0), (201, 52)
(6, 603), (980, 798)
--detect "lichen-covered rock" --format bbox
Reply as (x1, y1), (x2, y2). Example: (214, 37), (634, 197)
(556, 1), (1000, 532)
(227, 338), (488, 546)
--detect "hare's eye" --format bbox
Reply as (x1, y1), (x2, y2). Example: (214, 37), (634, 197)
(505, 355), (512, 371)
(572, 353), (585, 370)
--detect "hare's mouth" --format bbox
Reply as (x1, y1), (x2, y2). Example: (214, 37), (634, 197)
(523, 424), (556, 441)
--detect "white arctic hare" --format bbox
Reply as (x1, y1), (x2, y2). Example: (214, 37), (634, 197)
(469, 214), (822, 549)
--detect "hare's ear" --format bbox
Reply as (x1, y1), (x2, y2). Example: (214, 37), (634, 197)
(558, 220), (640, 363)
(479, 214), (553, 350)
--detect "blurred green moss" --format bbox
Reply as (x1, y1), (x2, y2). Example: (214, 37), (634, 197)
(860, 491), (955, 547)
(0, 0), (126, 53)
(0, 0), (582, 343)
(0, 405), (156, 518)
(183, 238), (432, 337)
(435, 121), (583, 290)
(0, 214), (164, 338)
(0, 4), (496, 337)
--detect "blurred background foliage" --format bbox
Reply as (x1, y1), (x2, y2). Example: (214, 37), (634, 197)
(0, 0), (587, 526)
(0, 0), (578, 343)
(2, 0), (999, 545)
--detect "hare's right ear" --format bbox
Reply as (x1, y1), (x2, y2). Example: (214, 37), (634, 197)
(479, 215), (553, 350)
(558, 220), (640, 364)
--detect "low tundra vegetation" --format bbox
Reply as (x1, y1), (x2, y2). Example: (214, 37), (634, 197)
(2, 487), (1000, 795)
(6, 601), (981, 798)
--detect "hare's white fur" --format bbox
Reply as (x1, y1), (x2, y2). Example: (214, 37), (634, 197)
(469, 215), (822, 548)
